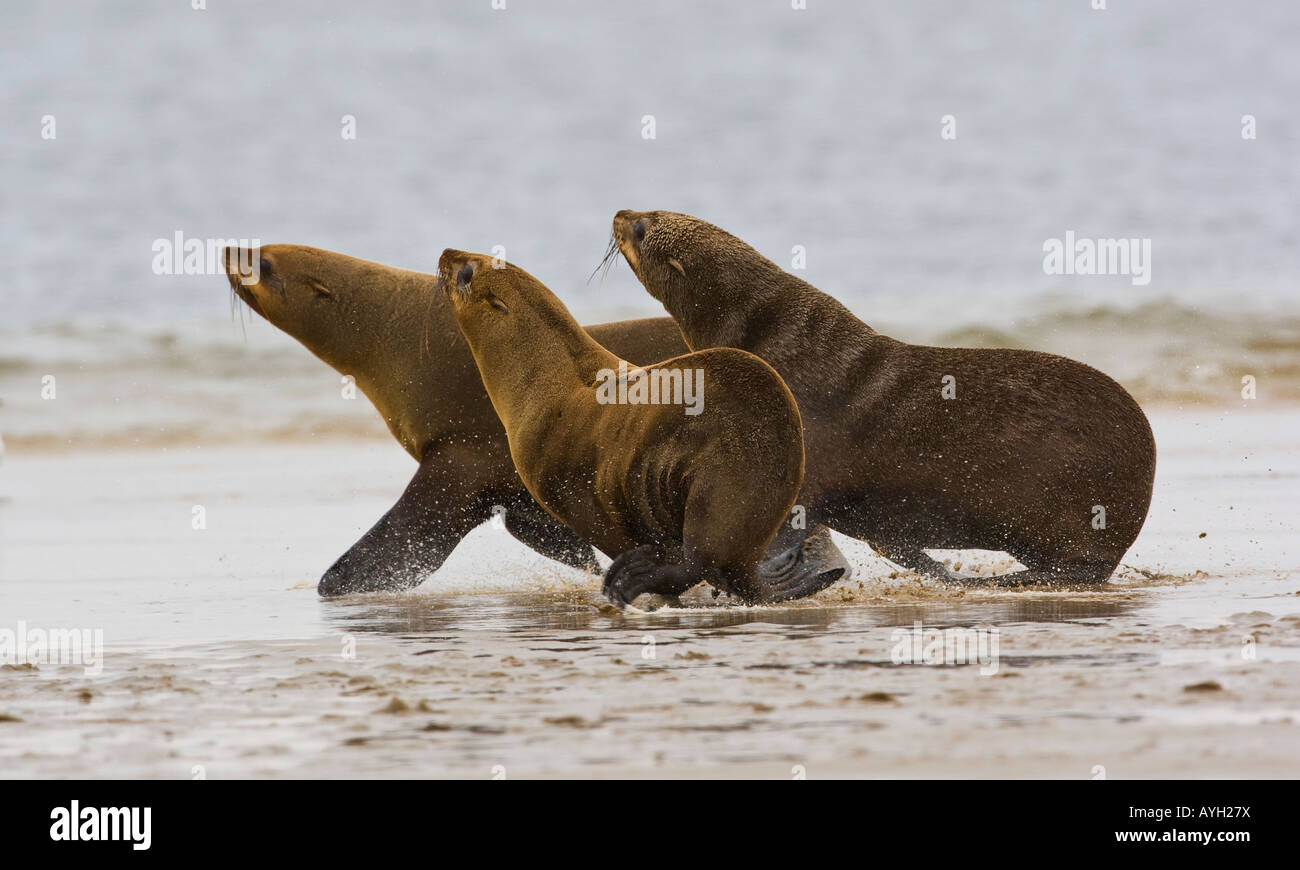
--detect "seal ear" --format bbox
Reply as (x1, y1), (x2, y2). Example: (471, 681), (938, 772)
(667, 258), (686, 276)
(487, 293), (510, 314)
(309, 279), (332, 298)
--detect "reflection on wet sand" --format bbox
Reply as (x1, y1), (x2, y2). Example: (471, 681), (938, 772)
(1, 574), (1296, 778)
(323, 589), (1144, 638)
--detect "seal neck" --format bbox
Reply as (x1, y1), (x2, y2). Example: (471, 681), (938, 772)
(464, 293), (618, 432)
(659, 257), (800, 351)
(323, 270), (459, 458)
(658, 266), (888, 418)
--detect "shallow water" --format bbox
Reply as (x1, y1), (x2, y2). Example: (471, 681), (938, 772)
(0, 409), (1296, 777)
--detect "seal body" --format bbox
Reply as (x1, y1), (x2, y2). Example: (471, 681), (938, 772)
(222, 245), (847, 597)
(613, 210), (1157, 586)
(439, 249), (805, 606)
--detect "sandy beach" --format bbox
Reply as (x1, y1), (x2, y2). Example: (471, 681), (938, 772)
(1, 407), (1296, 778)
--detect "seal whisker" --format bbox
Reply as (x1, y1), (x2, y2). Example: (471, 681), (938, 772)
(229, 281), (249, 339)
(588, 233), (620, 286)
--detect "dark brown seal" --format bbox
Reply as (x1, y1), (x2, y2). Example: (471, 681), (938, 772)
(611, 210), (1157, 586)
(439, 248), (806, 606)
(221, 245), (848, 597)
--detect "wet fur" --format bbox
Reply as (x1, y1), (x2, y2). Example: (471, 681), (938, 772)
(614, 211), (1157, 586)
(439, 249), (806, 606)
(222, 244), (847, 597)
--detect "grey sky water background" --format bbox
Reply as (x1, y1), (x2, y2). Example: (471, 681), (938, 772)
(4, 0), (1299, 327)
(3, 0), (1300, 448)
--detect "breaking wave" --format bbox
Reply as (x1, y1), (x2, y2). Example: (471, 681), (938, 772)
(1, 298), (1296, 452)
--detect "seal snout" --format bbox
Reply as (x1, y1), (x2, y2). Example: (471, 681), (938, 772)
(223, 245), (271, 318)
(612, 210), (637, 243)
(437, 249), (478, 301)
(612, 210), (649, 273)
(222, 246), (241, 288)
(223, 245), (260, 288)
(437, 248), (466, 277)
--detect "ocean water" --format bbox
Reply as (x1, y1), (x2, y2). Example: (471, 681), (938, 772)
(6, 0), (1300, 323)
(3, 1), (1300, 446)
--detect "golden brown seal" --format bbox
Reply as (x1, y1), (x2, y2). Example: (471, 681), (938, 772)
(221, 244), (848, 597)
(439, 248), (806, 606)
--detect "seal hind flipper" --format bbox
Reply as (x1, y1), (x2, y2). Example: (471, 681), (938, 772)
(758, 526), (853, 601)
(502, 498), (601, 575)
(875, 544), (955, 582)
(943, 561), (1116, 588)
(878, 544), (1116, 587)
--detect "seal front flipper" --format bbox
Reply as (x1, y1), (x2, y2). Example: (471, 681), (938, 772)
(759, 525), (853, 601)
(603, 545), (700, 609)
(317, 443), (495, 597)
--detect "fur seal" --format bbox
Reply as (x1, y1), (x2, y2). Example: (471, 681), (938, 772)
(611, 210), (1157, 586)
(438, 248), (807, 606)
(221, 245), (848, 597)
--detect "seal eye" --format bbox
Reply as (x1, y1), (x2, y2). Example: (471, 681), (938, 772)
(633, 220), (646, 244)
(259, 258), (273, 277)
(457, 263), (474, 288)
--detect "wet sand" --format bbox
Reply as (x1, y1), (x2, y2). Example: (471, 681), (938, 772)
(0, 408), (1297, 778)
